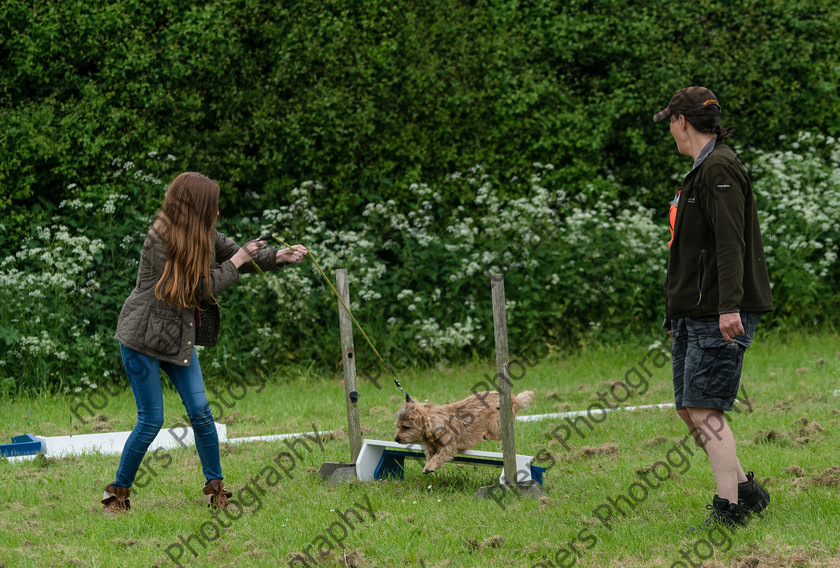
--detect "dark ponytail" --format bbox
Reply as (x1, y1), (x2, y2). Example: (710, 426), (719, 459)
(712, 123), (735, 142)
(684, 105), (734, 141)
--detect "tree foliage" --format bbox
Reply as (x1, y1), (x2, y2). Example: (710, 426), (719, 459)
(2, 0), (838, 243)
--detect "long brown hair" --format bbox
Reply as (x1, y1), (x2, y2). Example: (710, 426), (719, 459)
(152, 172), (220, 308)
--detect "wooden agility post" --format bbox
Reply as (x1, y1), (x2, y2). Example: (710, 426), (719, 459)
(318, 269), (362, 482)
(336, 268), (363, 462)
(490, 273), (517, 485)
(475, 273), (542, 500)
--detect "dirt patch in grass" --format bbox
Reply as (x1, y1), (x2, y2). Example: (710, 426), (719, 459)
(810, 466), (840, 488)
(482, 535), (505, 549)
(73, 413), (116, 433)
(535, 449), (569, 464)
(754, 428), (785, 443)
(287, 548), (367, 567)
(536, 442), (620, 463)
(784, 465), (806, 477)
(791, 417), (825, 446)
(636, 463), (675, 480)
(597, 380), (626, 392)
(238, 541), (268, 561)
(793, 417), (824, 436)
(16, 466), (47, 482)
(770, 399), (793, 412)
(221, 410), (265, 425)
(335, 549), (366, 568)
(731, 549), (840, 568)
(466, 535), (506, 551)
(286, 552), (309, 566)
(328, 426), (346, 441)
(579, 443), (619, 458)
(754, 417), (826, 446)
(789, 465), (840, 489)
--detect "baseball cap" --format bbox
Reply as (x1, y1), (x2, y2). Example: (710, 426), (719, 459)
(653, 86), (721, 123)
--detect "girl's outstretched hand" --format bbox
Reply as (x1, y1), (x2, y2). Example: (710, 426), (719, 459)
(230, 239), (266, 269)
(276, 245), (308, 264)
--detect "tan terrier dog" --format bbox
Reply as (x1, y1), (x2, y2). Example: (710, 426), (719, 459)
(393, 390), (534, 473)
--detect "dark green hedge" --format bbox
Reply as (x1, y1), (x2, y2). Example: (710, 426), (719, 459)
(2, 0), (839, 245)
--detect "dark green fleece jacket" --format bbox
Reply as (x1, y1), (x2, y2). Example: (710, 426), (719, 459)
(666, 143), (773, 322)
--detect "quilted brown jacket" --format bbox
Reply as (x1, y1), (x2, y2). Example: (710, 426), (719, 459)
(115, 230), (283, 366)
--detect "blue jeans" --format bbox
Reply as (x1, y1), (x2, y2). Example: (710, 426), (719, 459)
(114, 345), (222, 487)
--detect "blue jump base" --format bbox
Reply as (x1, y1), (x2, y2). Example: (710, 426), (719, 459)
(0, 434), (43, 458)
(374, 448), (545, 485)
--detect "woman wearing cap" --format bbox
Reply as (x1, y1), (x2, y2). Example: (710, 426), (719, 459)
(654, 86), (774, 528)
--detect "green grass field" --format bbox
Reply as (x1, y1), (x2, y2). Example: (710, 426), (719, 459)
(1, 330), (838, 568)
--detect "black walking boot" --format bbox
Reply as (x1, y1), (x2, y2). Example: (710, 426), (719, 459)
(738, 471), (770, 514)
(687, 495), (748, 534)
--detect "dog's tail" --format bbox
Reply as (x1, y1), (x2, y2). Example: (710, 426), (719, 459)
(513, 390), (535, 410)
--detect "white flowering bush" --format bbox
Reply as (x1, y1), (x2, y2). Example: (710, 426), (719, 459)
(750, 132), (840, 325)
(2, 134), (835, 394)
(0, 153), (175, 394)
(224, 164), (668, 375)
(222, 133), (840, 376)
(0, 225), (111, 392)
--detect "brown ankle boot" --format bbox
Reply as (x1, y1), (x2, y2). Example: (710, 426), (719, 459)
(102, 484), (131, 514)
(203, 479), (232, 509)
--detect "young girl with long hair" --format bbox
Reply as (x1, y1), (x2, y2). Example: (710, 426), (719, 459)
(102, 172), (306, 513)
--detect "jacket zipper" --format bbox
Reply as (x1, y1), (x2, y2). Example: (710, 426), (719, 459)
(696, 249), (706, 306)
